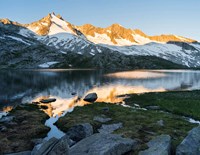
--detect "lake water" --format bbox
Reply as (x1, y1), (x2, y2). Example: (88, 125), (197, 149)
(1, 69), (200, 116)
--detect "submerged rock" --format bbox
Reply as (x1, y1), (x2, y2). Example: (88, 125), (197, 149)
(69, 133), (137, 155)
(139, 135), (171, 155)
(66, 123), (93, 143)
(83, 93), (98, 102)
(176, 125), (200, 155)
(40, 98), (56, 104)
(98, 123), (123, 134)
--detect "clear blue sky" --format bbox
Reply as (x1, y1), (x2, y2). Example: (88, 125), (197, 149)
(1, 0), (200, 41)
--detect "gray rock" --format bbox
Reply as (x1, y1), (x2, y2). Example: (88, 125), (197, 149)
(176, 125), (200, 155)
(102, 107), (109, 112)
(0, 116), (14, 123)
(139, 135), (171, 155)
(93, 115), (112, 123)
(6, 151), (31, 155)
(40, 98), (56, 103)
(157, 120), (164, 127)
(48, 136), (69, 155)
(83, 93), (98, 102)
(31, 137), (58, 155)
(32, 136), (69, 155)
(66, 123), (93, 143)
(146, 106), (160, 110)
(98, 123), (123, 134)
(69, 133), (137, 155)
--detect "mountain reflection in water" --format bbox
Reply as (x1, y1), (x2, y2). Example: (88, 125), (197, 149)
(1, 69), (200, 116)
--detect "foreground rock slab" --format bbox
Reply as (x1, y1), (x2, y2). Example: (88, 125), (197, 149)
(176, 125), (200, 155)
(70, 133), (137, 155)
(83, 93), (98, 102)
(139, 135), (171, 155)
(32, 136), (69, 155)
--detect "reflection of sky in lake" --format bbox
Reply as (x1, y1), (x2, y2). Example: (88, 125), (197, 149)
(1, 69), (200, 115)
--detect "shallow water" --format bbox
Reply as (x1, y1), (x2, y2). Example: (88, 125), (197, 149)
(1, 69), (200, 113)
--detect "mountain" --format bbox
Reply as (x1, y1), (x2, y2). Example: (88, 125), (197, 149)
(0, 13), (200, 69)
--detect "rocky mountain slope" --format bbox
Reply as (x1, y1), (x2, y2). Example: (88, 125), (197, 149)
(0, 13), (199, 69)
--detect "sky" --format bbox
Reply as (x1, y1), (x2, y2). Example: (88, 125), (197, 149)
(0, 0), (200, 41)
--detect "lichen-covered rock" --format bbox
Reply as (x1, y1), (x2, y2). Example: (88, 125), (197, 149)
(70, 133), (138, 155)
(139, 135), (171, 155)
(176, 125), (200, 155)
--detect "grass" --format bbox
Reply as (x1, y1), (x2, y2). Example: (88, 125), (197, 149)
(0, 104), (50, 154)
(125, 90), (200, 120)
(56, 102), (197, 154)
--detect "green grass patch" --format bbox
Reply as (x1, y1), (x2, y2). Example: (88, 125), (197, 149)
(0, 104), (50, 154)
(125, 90), (200, 120)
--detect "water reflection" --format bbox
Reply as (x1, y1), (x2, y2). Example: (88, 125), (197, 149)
(1, 69), (200, 116)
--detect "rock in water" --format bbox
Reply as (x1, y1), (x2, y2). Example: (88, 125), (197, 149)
(139, 135), (171, 155)
(176, 125), (200, 155)
(66, 123), (93, 143)
(40, 98), (56, 103)
(69, 133), (137, 155)
(83, 93), (98, 102)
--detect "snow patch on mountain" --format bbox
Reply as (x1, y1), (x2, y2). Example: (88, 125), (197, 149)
(38, 61), (59, 68)
(7, 36), (31, 45)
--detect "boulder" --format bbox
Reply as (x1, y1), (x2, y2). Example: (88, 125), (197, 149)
(31, 137), (58, 155)
(98, 123), (123, 134)
(69, 133), (138, 155)
(66, 123), (93, 143)
(47, 136), (69, 155)
(83, 93), (98, 102)
(139, 135), (171, 155)
(176, 125), (200, 155)
(6, 151), (31, 155)
(40, 98), (56, 104)
(31, 136), (69, 155)
(93, 115), (112, 123)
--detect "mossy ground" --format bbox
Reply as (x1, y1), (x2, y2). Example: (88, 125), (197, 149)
(125, 90), (200, 120)
(56, 98), (198, 154)
(0, 104), (50, 154)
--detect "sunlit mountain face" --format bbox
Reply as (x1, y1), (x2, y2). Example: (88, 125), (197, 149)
(1, 13), (200, 69)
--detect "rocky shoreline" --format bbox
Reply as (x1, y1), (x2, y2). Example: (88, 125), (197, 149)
(1, 91), (200, 154)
